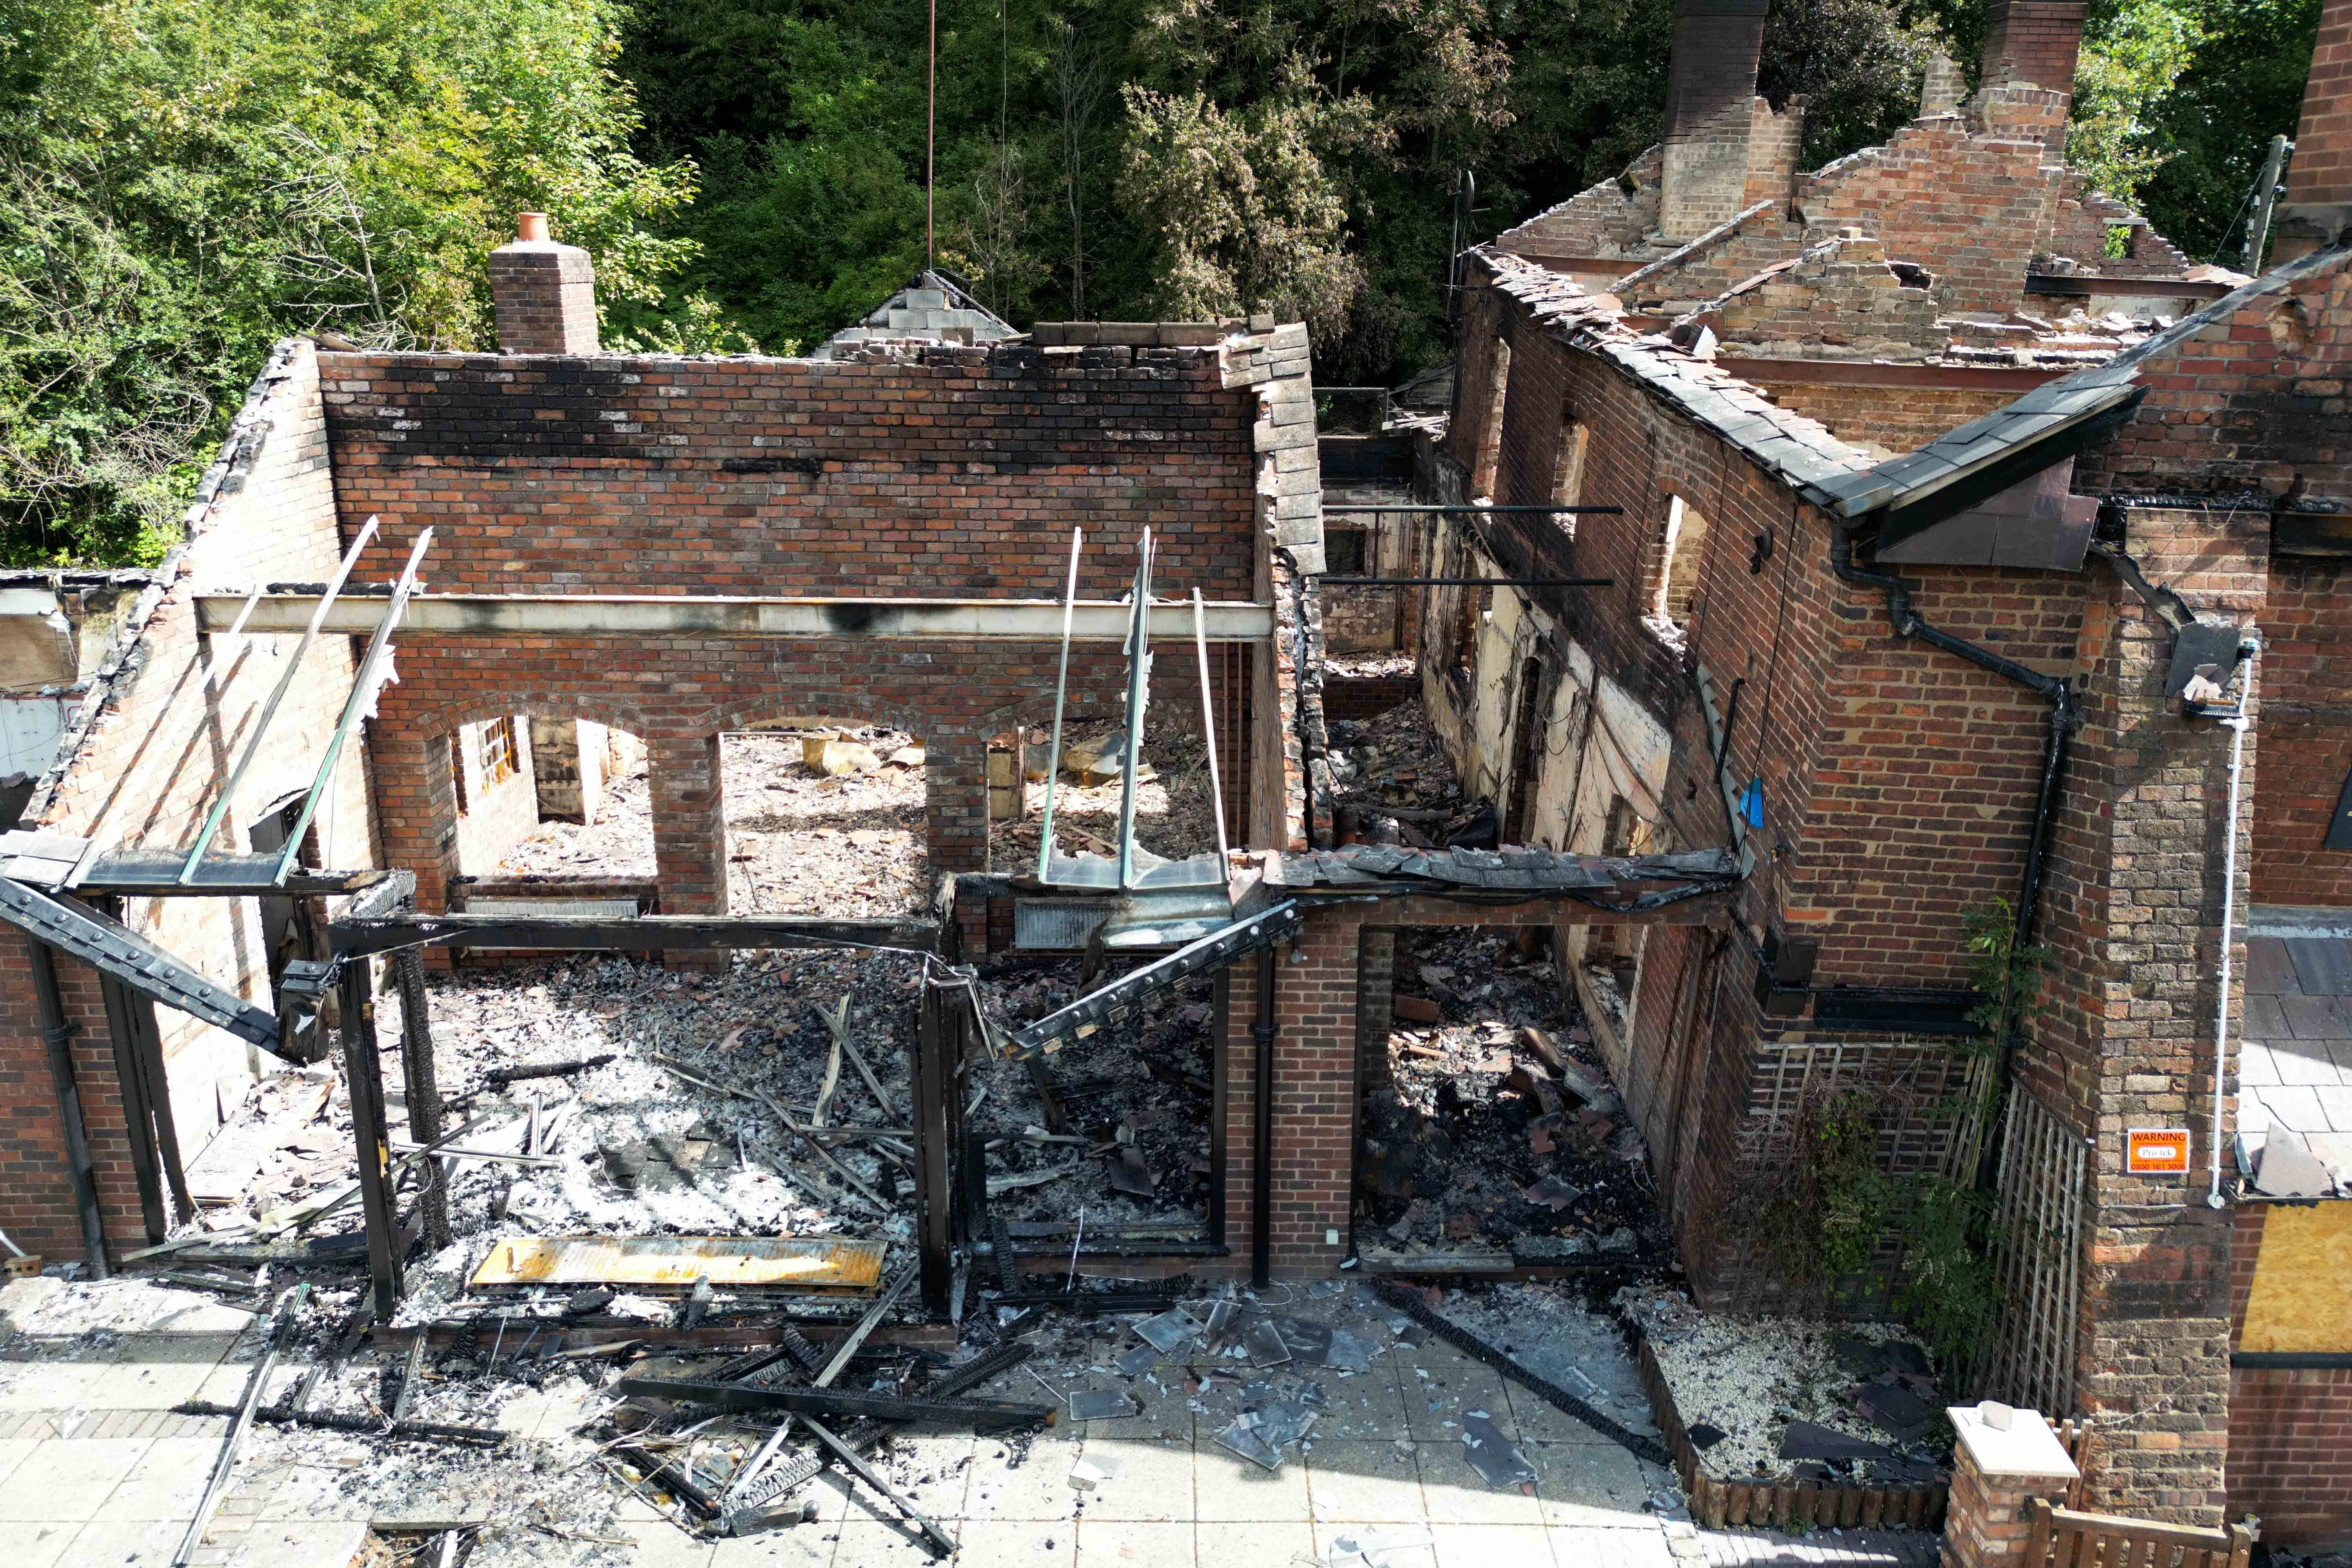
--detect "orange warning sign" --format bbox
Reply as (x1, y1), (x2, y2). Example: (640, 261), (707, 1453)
(2126, 1128), (2191, 1175)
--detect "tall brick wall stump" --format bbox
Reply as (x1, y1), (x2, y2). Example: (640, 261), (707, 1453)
(1979, 0), (2086, 151)
(2275, 0), (2352, 256)
(1942, 1404), (2082, 1568)
(1660, 0), (1773, 241)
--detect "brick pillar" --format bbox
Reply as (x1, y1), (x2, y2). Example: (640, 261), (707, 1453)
(1356, 926), (1396, 1090)
(370, 724), (463, 968)
(1941, 1405), (2080, 1568)
(648, 733), (726, 915)
(488, 212), (599, 356)
(1921, 52), (1967, 116)
(923, 732), (988, 874)
(1659, 0), (1771, 241)
(1979, 1), (2086, 94)
(2274, 0), (2352, 257)
(1220, 906), (1361, 1277)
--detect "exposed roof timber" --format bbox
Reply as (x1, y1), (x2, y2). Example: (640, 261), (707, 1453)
(2023, 274), (2232, 301)
(197, 594), (1277, 643)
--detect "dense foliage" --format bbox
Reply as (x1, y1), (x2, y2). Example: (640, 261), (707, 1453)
(0, 0), (2319, 564)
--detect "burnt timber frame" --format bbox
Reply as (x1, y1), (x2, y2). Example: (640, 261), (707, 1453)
(323, 910), (960, 1321)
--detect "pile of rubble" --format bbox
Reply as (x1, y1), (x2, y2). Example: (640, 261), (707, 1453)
(1326, 697), (1494, 848)
(1630, 1290), (1950, 1487)
(1361, 927), (1667, 1263)
(969, 959), (1216, 1227)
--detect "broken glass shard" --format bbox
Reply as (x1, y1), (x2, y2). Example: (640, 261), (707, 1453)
(1212, 1416), (1283, 1472)
(1460, 1411), (1539, 1489)
(1068, 1389), (1141, 1421)
(1135, 1308), (1199, 1355)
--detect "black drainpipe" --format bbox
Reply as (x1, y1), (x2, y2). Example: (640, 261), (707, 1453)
(27, 936), (110, 1278)
(1252, 947), (1278, 1289)
(1830, 524), (2077, 1186)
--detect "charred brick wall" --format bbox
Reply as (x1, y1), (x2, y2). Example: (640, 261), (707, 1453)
(2257, 552), (2352, 907)
(1980, 0), (2087, 97)
(318, 345), (1260, 601)
(2075, 262), (2352, 503)
(2288, 0), (2352, 211)
(0, 340), (377, 1264)
(1659, 0), (1773, 241)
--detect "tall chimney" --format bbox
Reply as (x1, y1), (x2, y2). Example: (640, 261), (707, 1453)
(488, 212), (599, 355)
(2272, 0), (2352, 258)
(1978, 1), (2085, 95)
(1659, 0), (1772, 241)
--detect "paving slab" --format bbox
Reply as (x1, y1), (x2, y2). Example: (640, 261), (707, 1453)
(1195, 1438), (1312, 1521)
(1417, 1444), (1543, 1527)
(48, 1516), (187, 1567)
(948, 1517), (1077, 1563)
(1309, 1365), (1413, 1439)
(216, 1517), (368, 1567)
(1428, 1521), (1559, 1568)
(964, 1436), (1087, 1522)
(1078, 1431), (1196, 1521)
(0, 1435), (156, 1520)
(1399, 1357), (1512, 1440)
(1528, 1441), (1655, 1528)
(1304, 1438), (1426, 1523)
(95, 1434), (223, 1521)
(1076, 1517), (1194, 1566)
(1197, 1517), (1315, 1563)
(620, 1515), (719, 1568)
(0, 1434), (40, 1486)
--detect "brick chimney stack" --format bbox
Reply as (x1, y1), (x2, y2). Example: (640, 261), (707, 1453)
(1976, 1), (2084, 153)
(488, 212), (599, 355)
(2273, 0), (2352, 258)
(1659, 0), (1773, 241)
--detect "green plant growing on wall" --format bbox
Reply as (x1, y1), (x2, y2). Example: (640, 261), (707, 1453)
(1962, 897), (2051, 1054)
(1811, 1089), (1892, 1279)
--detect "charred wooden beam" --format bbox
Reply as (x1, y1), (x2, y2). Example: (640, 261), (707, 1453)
(615, 1376), (1053, 1430)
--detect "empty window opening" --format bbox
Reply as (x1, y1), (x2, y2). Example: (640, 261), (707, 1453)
(1359, 924), (1661, 1265)
(1502, 656), (1548, 846)
(1325, 527), (1367, 575)
(1582, 796), (1659, 1036)
(1552, 416), (1590, 527)
(1653, 494), (1709, 628)
(480, 715), (520, 786)
(1452, 578), (1492, 678)
(1472, 336), (1512, 501)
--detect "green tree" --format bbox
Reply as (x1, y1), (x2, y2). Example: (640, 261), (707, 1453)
(0, 0), (700, 565)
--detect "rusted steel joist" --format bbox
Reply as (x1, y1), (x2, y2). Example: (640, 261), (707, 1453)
(616, 1375), (1055, 1430)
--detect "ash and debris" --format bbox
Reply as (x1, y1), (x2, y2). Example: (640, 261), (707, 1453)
(379, 949), (936, 1326)
(494, 728), (933, 919)
(967, 957), (1214, 1225)
(1361, 926), (1667, 1262)
(1628, 1290), (1949, 1486)
(1326, 697), (1474, 836)
(1324, 650), (1417, 679)
(989, 718), (1227, 869)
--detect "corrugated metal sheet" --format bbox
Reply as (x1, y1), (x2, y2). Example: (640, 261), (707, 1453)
(469, 1235), (888, 1292)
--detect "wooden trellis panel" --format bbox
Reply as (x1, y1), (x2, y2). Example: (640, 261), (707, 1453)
(1978, 1087), (2089, 1413)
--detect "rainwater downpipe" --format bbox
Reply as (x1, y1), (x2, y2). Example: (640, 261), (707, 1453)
(1831, 524), (2077, 1186)
(1252, 947), (1277, 1289)
(28, 936), (109, 1278)
(2209, 639), (2258, 1209)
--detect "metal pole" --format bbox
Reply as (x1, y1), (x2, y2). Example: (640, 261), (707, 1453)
(2247, 135), (2292, 271)
(1115, 532), (1154, 891)
(98, 977), (167, 1243)
(2211, 641), (2259, 1209)
(27, 936), (107, 1277)
(339, 960), (403, 1319)
(272, 528), (434, 883)
(1251, 948), (1276, 1289)
(1321, 505), (1623, 515)
(174, 1283), (308, 1567)
(1319, 577), (1613, 588)
(1036, 530), (1083, 881)
(180, 516), (380, 883)
(1192, 588), (1230, 862)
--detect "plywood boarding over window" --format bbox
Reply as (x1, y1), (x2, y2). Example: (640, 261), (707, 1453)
(2241, 1202), (2352, 1352)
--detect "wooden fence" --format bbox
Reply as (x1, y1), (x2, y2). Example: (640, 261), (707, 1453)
(2024, 1499), (2255, 1568)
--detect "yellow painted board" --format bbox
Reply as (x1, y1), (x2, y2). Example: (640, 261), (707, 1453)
(2241, 1203), (2352, 1353)
(469, 1235), (887, 1292)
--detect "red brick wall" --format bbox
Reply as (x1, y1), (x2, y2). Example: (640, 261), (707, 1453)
(2077, 263), (2352, 503)
(1980, 0), (2086, 95)
(2287, 0), (2352, 209)
(318, 346), (1259, 601)
(2253, 553), (2352, 907)
(0, 340), (377, 1265)
(1747, 379), (2021, 457)
(2226, 1204), (2352, 1546)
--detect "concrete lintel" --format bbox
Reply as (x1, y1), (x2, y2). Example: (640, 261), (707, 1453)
(198, 593), (1277, 643)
